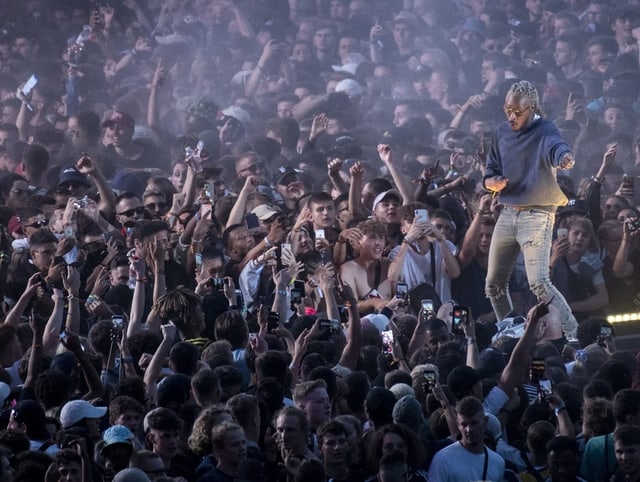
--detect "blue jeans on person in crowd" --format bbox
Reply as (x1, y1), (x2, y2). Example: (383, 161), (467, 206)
(485, 206), (577, 339)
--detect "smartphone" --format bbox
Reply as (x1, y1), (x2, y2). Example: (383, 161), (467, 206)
(319, 319), (340, 332)
(381, 330), (394, 352)
(209, 277), (225, 290)
(290, 288), (302, 304)
(538, 379), (553, 398)
(600, 325), (612, 339)
(195, 253), (203, 267)
(421, 299), (434, 313)
(628, 216), (640, 232)
(623, 174), (635, 188)
(22, 74), (38, 96)
(64, 226), (75, 239)
(234, 289), (244, 307)
(315, 229), (325, 240)
(530, 358), (545, 384)
(245, 213), (260, 230)
(569, 91), (583, 103)
(293, 280), (305, 297)
(112, 315), (124, 328)
(204, 182), (215, 200)
(267, 311), (280, 331)
(281, 243), (292, 253)
(414, 209), (429, 224)
(395, 282), (408, 300)
(557, 228), (568, 240)
(423, 370), (437, 393)
(452, 305), (469, 333)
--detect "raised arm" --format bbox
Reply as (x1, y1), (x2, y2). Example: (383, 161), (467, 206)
(457, 195), (492, 269)
(499, 301), (548, 396)
(127, 256), (147, 337)
(227, 176), (257, 227)
(62, 266), (82, 335)
(76, 155), (116, 219)
(377, 144), (414, 204)
(144, 323), (176, 406)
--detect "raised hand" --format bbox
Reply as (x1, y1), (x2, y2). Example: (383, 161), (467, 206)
(377, 143), (392, 164)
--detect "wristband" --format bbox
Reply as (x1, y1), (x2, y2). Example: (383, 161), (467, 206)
(121, 356), (133, 364)
(591, 176), (604, 184)
(264, 238), (273, 248)
(67, 294), (78, 301)
(276, 289), (287, 296)
(466, 337), (476, 345)
(554, 403), (567, 416)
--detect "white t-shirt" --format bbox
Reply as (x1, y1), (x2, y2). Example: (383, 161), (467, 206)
(482, 385), (509, 416)
(388, 240), (457, 302)
(428, 441), (505, 482)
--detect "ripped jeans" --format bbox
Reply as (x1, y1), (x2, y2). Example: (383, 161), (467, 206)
(485, 206), (577, 339)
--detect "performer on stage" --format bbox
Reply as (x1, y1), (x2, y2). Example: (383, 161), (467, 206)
(483, 80), (578, 339)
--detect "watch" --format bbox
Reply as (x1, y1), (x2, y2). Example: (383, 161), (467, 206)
(554, 403), (567, 416)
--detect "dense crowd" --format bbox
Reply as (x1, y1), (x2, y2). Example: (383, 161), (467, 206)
(0, 0), (640, 481)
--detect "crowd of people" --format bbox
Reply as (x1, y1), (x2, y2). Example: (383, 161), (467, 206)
(0, 0), (640, 481)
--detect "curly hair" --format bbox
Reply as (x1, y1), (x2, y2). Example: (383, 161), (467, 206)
(187, 405), (234, 456)
(153, 287), (203, 338)
(508, 80), (544, 116)
(367, 423), (426, 473)
(582, 398), (615, 441)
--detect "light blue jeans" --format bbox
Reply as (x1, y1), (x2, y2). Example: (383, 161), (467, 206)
(485, 206), (577, 339)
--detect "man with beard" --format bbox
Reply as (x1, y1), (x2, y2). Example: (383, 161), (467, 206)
(102, 111), (169, 172)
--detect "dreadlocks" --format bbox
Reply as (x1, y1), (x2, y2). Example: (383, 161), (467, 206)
(154, 286), (202, 338)
(508, 80), (544, 116)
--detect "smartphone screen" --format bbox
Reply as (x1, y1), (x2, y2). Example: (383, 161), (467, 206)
(414, 209), (428, 224)
(396, 282), (408, 300)
(600, 326), (612, 338)
(23, 74), (38, 96)
(381, 330), (394, 352)
(423, 370), (436, 392)
(315, 229), (325, 240)
(421, 299), (434, 312)
(452, 305), (469, 326)
(530, 358), (545, 384)
(290, 289), (302, 304)
(539, 379), (553, 397)
(267, 312), (280, 331)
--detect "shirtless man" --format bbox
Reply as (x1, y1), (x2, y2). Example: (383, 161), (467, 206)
(339, 219), (392, 314)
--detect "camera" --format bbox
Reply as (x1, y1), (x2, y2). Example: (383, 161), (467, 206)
(73, 196), (89, 210)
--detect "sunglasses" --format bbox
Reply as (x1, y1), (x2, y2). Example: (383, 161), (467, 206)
(118, 207), (145, 217)
(25, 219), (48, 228)
(503, 105), (531, 118)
